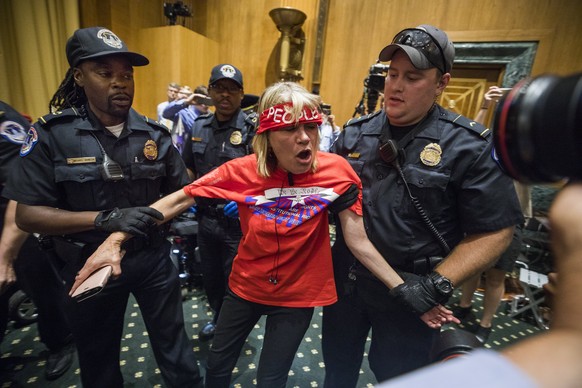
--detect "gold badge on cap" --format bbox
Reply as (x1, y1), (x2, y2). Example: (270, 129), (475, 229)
(143, 140), (158, 160)
(420, 143), (442, 167)
(230, 130), (242, 145)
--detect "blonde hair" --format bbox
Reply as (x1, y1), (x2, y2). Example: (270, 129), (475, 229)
(253, 82), (322, 178)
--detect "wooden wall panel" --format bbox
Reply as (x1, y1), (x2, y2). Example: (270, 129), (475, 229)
(79, 0), (582, 126)
(319, 0), (582, 126)
(133, 26), (218, 118)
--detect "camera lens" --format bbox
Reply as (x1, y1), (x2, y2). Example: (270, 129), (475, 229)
(493, 73), (582, 183)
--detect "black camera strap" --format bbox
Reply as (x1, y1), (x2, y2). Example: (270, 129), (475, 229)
(379, 107), (451, 255)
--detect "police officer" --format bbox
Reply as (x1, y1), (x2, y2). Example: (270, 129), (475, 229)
(181, 64), (256, 340)
(0, 101), (75, 380)
(3, 28), (202, 388)
(322, 24), (524, 385)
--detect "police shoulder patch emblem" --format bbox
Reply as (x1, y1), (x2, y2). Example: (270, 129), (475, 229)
(20, 127), (39, 156)
(0, 119), (28, 145)
(420, 143), (442, 167)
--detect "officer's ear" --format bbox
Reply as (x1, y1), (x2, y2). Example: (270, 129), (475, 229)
(436, 73), (450, 94)
(73, 68), (84, 87)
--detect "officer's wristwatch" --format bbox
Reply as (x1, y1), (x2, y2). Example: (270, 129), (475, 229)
(428, 272), (454, 298)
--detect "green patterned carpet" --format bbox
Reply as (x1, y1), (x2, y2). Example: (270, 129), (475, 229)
(1, 286), (543, 388)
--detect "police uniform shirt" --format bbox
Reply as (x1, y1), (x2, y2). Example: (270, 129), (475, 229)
(182, 108), (255, 179)
(333, 105), (524, 269)
(0, 101), (30, 187)
(3, 106), (189, 241)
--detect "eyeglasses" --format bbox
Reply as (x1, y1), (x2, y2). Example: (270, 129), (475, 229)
(209, 84), (241, 94)
(392, 28), (447, 74)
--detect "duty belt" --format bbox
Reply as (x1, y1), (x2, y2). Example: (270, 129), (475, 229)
(354, 255), (444, 279)
(197, 204), (240, 228)
(395, 256), (444, 276)
(198, 204), (226, 218)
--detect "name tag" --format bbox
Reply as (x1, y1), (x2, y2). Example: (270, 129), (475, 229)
(67, 157), (97, 164)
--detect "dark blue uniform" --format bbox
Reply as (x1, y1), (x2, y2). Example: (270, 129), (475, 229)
(0, 101), (72, 354)
(181, 108), (256, 321)
(323, 105), (524, 384)
(3, 106), (202, 388)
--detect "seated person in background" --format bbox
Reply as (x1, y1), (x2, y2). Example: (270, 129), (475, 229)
(71, 81), (457, 388)
(378, 182), (582, 388)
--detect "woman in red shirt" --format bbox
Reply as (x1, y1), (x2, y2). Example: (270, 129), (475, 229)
(72, 82), (456, 387)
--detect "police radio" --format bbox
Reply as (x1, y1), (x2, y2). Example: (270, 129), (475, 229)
(90, 132), (125, 181)
(100, 153), (124, 181)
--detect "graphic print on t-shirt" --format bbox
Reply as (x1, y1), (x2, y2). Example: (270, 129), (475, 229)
(246, 186), (339, 227)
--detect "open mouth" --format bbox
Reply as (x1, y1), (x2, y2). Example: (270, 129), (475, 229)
(296, 149), (312, 162)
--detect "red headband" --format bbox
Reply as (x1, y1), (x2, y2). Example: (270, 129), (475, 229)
(257, 103), (323, 134)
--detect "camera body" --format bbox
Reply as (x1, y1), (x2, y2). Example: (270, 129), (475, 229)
(164, 1), (192, 25)
(365, 63), (390, 92)
(493, 73), (582, 183)
(321, 103), (332, 116)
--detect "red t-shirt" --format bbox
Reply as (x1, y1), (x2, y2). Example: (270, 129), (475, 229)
(183, 152), (363, 307)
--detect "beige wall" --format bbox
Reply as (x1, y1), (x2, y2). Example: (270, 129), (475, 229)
(78, 0), (582, 124)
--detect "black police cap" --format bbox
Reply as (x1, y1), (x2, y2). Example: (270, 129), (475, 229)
(209, 64), (243, 88)
(66, 27), (149, 68)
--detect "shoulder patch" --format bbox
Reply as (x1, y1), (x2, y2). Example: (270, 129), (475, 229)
(344, 110), (382, 129)
(20, 127), (39, 156)
(38, 108), (81, 126)
(443, 112), (491, 139)
(0, 118), (28, 145)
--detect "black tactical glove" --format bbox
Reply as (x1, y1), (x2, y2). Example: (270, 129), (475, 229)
(94, 207), (164, 236)
(329, 184), (359, 213)
(389, 272), (453, 315)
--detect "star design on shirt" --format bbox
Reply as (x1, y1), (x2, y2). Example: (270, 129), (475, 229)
(291, 193), (306, 208)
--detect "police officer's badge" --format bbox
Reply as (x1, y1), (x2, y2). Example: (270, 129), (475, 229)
(420, 143), (442, 167)
(230, 130), (242, 145)
(143, 139), (158, 160)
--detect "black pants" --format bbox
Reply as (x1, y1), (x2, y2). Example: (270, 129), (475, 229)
(205, 289), (314, 388)
(197, 215), (242, 319)
(0, 235), (72, 351)
(322, 276), (438, 387)
(13, 236), (72, 350)
(59, 242), (202, 388)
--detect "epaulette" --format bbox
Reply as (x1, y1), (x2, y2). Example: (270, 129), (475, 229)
(143, 116), (171, 132)
(194, 112), (213, 121)
(442, 112), (491, 140)
(244, 111), (258, 129)
(343, 110), (382, 129)
(37, 107), (82, 126)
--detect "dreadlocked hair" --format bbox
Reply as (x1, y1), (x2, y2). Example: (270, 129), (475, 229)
(49, 68), (87, 113)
